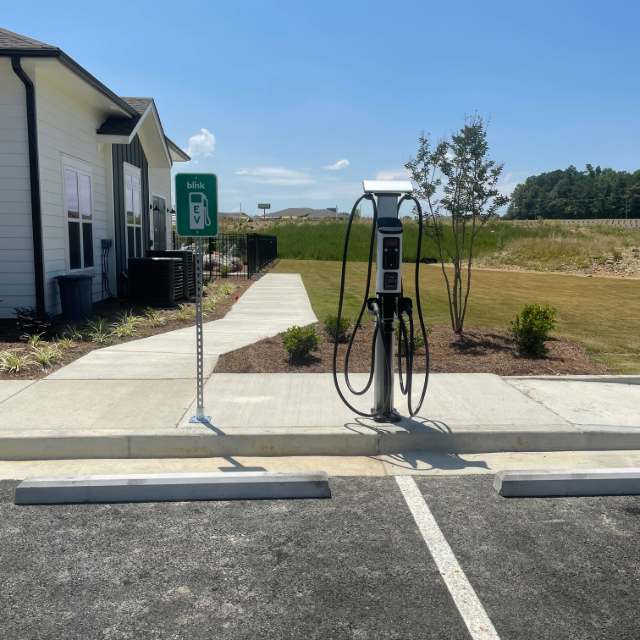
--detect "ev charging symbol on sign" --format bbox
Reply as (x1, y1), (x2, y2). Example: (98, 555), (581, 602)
(175, 173), (218, 237)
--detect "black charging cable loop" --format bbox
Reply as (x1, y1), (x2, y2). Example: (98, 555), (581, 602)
(395, 194), (430, 416)
(332, 195), (394, 418)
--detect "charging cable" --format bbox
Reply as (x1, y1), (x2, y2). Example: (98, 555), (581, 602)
(332, 195), (393, 418)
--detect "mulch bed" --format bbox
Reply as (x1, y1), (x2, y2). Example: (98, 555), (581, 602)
(0, 278), (254, 381)
(215, 322), (610, 376)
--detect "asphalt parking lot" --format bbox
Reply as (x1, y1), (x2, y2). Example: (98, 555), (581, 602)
(1, 476), (639, 639)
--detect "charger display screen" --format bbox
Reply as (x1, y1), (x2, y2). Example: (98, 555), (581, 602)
(382, 237), (400, 270)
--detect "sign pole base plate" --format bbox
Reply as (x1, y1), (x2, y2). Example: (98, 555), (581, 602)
(189, 416), (212, 424)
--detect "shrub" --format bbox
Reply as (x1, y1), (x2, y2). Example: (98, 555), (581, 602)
(323, 314), (351, 343)
(510, 303), (558, 356)
(13, 307), (54, 337)
(220, 265), (230, 277)
(395, 321), (431, 354)
(230, 258), (244, 273)
(280, 325), (320, 360)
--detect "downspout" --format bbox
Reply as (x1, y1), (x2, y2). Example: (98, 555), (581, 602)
(11, 56), (46, 316)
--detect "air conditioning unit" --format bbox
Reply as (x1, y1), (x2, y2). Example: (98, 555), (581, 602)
(128, 257), (183, 307)
(147, 250), (194, 298)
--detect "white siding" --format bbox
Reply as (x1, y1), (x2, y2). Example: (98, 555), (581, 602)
(0, 58), (34, 318)
(34, 70), (110, 314)
(148, 167), (173, 248)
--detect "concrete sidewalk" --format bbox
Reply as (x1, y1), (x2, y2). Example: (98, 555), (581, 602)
(45, 273), (316, 380)
(1, 371), (638, 460)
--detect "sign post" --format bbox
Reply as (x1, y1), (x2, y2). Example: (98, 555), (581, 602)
(175, 173), (218, 423)
(258, 203), (271, 219)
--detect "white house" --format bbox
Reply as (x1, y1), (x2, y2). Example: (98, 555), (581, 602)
(0, 27), (190, 318)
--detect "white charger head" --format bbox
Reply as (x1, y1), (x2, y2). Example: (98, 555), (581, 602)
(362, 180), (413, 194)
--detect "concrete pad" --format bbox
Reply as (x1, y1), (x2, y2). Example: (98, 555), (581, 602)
(493, 468), (640, 497)
(505, 377), (640, 427)
(0, 380), (35, 404)
(512, 375), (640, 386)
(382, 450), (640, 476)
(0, 379), (195, 431)
(180, 372), (570, 429)
(45, 350), (218, 380)
(0, 456), (385, 479)
(14, 470), (331, 504)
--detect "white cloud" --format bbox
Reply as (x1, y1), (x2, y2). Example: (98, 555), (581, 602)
(185, 128), (215, 157)
(498, 171), (528, 196)
(322, 159), (349, 170)
(234, 167), (314, 186)
(375, 168), (411, 180)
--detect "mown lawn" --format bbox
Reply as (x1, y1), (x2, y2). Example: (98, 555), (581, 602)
(273, 259), (640, 374)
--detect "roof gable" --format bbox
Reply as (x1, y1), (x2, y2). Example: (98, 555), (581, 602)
(0, 27), (58, 50)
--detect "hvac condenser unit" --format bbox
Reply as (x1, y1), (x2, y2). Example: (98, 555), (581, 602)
(128, 257), (183, 307)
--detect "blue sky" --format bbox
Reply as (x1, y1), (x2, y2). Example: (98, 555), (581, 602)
(5, 0), (640, 215)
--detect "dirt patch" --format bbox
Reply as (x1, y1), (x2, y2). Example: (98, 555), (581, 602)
(215, 322), (610, 376)
(0, 278), (254, 381)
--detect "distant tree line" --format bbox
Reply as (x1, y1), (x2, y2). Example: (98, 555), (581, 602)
(505, 165), (640, 219)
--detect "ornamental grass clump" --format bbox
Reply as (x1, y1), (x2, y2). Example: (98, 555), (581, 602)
(323, 314), (351, 343)
(30, 344), (62, 369)
(144, 307), (165, 327)
(0, 350), (33, 374)
(510, 303), (558, 356)
(86, 317), (111, 344)
(280, 325), (320, 360)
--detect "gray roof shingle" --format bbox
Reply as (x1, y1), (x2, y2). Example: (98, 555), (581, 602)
(121, 97), (153, 114)
(0, 27), (58, 51)
(96, 98), (152, 136)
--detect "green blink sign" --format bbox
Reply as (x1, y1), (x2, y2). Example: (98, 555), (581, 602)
(175, 173), (218, 237)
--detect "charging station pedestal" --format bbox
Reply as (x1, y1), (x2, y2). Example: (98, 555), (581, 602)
(333, 179), (429, 422)
(367, 183), (410, 422)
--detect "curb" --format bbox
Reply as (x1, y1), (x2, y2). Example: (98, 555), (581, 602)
(14, 471), (331, 504)
(494, 468), (640, 497)
(3, 425), (640, 460)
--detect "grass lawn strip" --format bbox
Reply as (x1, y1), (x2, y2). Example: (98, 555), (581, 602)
(0, 279), (252, 381)
(272, 259), (640, 374)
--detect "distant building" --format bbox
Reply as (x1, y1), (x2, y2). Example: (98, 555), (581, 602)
(307, 209), (349, 220)
(219, 212), (252, 221)
(266, 207), (348, 220)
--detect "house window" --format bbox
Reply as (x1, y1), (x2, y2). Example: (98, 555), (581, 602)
(65, 168), (94, 270)
(125, 166), (142, 258)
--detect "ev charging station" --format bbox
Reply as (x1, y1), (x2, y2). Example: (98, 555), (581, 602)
(333, 180), (430, 422)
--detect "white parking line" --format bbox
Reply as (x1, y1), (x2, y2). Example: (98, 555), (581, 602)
(396, 476), (501, 640)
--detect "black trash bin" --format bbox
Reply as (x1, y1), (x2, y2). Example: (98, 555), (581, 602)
(55, 274), (94, 320)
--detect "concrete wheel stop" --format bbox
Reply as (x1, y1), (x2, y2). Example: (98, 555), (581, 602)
(494, 468), (640, 497)
(14, 471), (331, 505)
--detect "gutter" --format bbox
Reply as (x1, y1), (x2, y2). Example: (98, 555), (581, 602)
(0, 49), (138, 118)
(11, 56), (46, 316)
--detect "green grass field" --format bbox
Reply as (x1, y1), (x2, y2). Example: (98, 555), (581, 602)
(273, 259), (640, 374)
(260, 219), (640, 273)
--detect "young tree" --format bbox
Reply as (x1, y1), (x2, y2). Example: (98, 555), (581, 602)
(405, 114), (509, 334)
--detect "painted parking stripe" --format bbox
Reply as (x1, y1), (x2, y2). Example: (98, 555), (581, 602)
(396, 476), (500, 640)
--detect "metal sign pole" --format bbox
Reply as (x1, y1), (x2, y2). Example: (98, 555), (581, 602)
(190, 236), (210, 423)
(175, 173), (217, 425)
